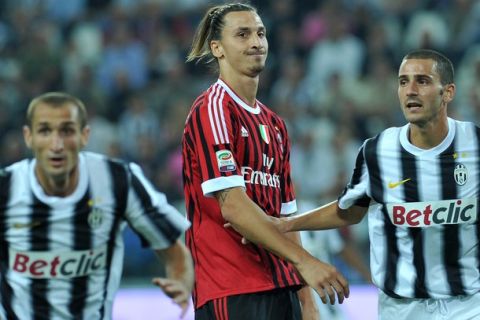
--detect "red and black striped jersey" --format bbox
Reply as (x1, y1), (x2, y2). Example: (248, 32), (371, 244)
(182, 79), (302, 309)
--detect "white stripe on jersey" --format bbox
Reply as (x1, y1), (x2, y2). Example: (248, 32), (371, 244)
(208, 84), (220, 144)
(340, 118), (480, 299)
(212, 85), (225, 144)
(218, 89), (229, 144)
(0, 152), (189, 319)
(207, 84), (229, 145)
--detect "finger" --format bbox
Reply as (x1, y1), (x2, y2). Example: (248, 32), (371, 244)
(223, 222), (232, 228)
(337, 274), (350, 298)
(179, 300), (189, 319)
(314, 288), (327, 304)
(323, 284), (336, 305)
(330, 281), (345, 304)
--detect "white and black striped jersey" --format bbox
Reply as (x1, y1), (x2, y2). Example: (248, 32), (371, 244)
(0, 152), (190, 320)
(339, 118), (480, 299)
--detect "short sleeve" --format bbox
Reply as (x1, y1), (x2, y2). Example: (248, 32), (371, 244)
(125, 163), (190, 250)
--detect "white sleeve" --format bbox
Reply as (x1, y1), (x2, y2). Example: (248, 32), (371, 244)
(125, 163), (190, 250)
(338, 143), (371, 210)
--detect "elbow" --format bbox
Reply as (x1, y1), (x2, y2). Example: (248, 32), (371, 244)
(219, 200), (241, 223)
(345, 206), (367, 225)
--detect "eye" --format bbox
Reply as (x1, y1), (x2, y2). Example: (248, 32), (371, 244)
(258, 31), (265, 38)
(399, 79), (407, 86)
(37, 127), (51, 135)
(61, 127), (75, 136)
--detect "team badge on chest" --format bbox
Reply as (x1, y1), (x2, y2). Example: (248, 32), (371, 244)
(88, 208), (104, 228)
(454, 163), (468, 186)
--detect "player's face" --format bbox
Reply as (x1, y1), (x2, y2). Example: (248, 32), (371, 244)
(23, 102), (89, 183)
(212, 11), (268, 78)
(398, 58), (448, 127)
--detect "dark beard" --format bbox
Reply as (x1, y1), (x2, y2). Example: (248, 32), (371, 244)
(247, 64), (265, 77)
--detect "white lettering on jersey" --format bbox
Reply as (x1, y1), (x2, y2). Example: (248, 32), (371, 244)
(241, 166), (280, 188)
(9, 245), (107, 279)
(386, 198), (477, 227)
(262, 154), (274, 170)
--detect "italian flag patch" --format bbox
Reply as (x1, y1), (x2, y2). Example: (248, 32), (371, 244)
(259, 124), (270, 144)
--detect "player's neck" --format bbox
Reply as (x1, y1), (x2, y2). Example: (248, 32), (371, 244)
(219, 72), (259, 106)
(35, 166), (79, 197)
(408, 118), (449, 149)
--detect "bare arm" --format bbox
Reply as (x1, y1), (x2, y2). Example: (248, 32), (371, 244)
(286, 231), (319, 320)
(216, 187), (349, 305)
(284, 201), (368, 233)
(338, 242), (372, 284)
(153, 240), (194, 317)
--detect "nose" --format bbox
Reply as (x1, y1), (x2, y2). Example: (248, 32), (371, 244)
(50, 132), (64, 151)
(405, 81), (418, 96)
(250, 33), (263, 49)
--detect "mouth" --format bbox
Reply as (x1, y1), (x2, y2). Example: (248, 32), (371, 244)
(406, 101), (423, 111)
(247, 51), (266, 57)
(49, 156), (66, 167)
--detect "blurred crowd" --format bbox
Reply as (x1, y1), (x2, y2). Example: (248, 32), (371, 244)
(1, 0), (480, 281)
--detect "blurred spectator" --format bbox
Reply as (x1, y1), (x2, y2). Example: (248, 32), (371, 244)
(117, 93), (160, 160)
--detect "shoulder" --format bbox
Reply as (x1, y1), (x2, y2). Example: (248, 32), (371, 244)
(1, 158), (30, 177)
(186, 84), (235, 122)
(453, 118), (480, 135)
(82, 151), (130, 173)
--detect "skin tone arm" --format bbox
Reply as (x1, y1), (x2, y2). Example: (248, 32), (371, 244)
(286, 231), (320, 320)
(282, 201), (368, 233)
(216, 187), (349, 305)
(152, 240), (194, 318)
(338, 242), (372, 284)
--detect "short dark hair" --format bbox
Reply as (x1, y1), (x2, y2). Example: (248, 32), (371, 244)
(186, 2), (257, 65)
(402, 49), (454, 85)
(26, 92), (88, 128)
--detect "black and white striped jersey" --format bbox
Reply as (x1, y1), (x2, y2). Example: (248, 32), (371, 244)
(339, 118), (480, 299)
(0, 152), (190, 319)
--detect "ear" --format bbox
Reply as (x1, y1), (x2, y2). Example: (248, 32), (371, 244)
(23, 125), (33, 149)
(80, 125), (90, 148)
(210, 40), (224, 58)
(442, 83), (456, 103)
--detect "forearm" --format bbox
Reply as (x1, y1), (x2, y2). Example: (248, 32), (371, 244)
(287, 231), (319, 314)
(155, 241), (194, 291)
(217, 187), (313, 267)
(285, 201), (367, 232)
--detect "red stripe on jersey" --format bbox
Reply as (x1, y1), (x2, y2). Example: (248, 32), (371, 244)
(182, 80), (301, 309)
(222, 297), (228, 320)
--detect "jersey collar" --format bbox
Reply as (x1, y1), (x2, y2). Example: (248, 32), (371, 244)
(216, 79), (261, 114)
(400, 117), (455, 156)
(29, 153), (88, 205)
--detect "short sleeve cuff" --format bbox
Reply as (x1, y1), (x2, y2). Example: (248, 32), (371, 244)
(201, 175), (246, 197)
(280, 199), (297, 216)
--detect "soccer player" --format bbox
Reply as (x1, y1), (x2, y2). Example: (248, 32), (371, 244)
(0, 92), (194, 319)
(182, 3), (348, 319)
(275, 49), (480, 319)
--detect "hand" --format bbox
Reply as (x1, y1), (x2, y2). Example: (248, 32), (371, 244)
(296, 256), (349, 305)
(152, 277), (190, 318)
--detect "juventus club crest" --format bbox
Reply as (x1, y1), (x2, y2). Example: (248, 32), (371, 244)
(88, 208), (104, 228)
(454, 163), (468, 186)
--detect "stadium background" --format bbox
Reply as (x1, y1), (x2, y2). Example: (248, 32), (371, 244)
(1, 0), (479, 319)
